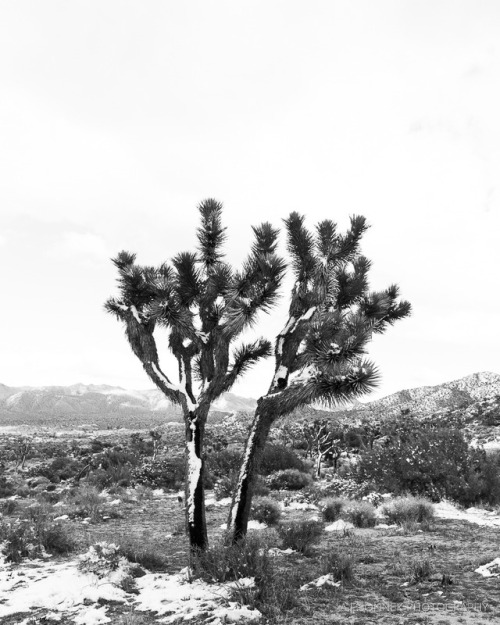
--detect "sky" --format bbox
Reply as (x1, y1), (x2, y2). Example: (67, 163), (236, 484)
(0, 0), (499, 401)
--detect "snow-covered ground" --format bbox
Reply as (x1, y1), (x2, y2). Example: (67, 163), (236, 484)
(0, 551), (262, 624)
(434, 501), (500, 527)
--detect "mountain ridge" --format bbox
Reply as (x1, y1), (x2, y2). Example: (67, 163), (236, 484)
(1, 372), (499, 428)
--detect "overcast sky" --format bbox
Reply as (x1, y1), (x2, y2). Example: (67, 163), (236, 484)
(0, 1), (499, 401)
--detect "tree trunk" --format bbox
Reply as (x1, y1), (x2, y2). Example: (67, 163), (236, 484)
(315, 452), (323, 478)
(227, 406), (274, 542)
(184, 410), (208, 551)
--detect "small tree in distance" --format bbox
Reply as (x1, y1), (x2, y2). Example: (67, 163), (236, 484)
(105, 200), (286, 550)
(227, 213), (411, 541)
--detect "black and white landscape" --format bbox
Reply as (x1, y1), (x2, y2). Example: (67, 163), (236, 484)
(1, 2), (500, 624)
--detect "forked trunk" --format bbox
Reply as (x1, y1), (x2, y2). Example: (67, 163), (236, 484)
(184, 410), (208, 551)
(227, 406), (274, 542)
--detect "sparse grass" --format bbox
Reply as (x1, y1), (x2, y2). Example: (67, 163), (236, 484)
(408, 556), (433, 582)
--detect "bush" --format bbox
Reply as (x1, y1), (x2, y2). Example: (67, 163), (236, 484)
(0, 476), (15, 498)
(267, 469), (312, 491)
(341, 500), (377, 528)
(321, 497), (345, 522)
(1, 499), (18, 515)
(191, 534), (272, 583)
(34, 456), (86, 483)
(0, 512), (74, 563)
(253, 476), (270, 497)
(120, 543), (168, 572)
(277, 520), (323, 555)
(132, 457), (184, 489)
(207, 448), (242, 478)
(70, 484), (103, 521)
(214, 474), (236, 500)
(308, 476), (372, 500)
(0, 519), (38, 562)
(409, 556), (432, 582)
(356, 422), (500, 506)
(259, 445), (306, 476)
(78, 542), (124, 578)
(320, 551), (355, 582)
(381, 496), (434, 525)
(251, 497), (282, 526)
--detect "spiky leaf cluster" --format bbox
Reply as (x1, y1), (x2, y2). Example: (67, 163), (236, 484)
(105, 199), (286, 410)
(262, 213), (411, 416)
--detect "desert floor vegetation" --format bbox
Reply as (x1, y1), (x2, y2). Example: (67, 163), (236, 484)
(1, 422), (500, 625)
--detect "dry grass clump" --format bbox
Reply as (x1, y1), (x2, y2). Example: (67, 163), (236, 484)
(277, 519), (323, 555)
(341, 500), (377, 528)
(381, 496), (434, 525)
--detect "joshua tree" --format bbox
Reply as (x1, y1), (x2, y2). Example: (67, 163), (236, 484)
(105, 200), (285, 550)
(227, 213), (411, 541)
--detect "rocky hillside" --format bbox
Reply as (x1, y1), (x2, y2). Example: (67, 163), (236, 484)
(357, 372), (500, 417)
(297, 371), (500, 449)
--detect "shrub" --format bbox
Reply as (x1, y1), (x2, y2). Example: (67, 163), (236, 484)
(409, 556), (432, 582)
(34, 456), (85, 483)
(251, 497), (282, 526)
(267, 469), (312, 491)
(0, 519), (38, 562)
(120, 543), (168, 572)
(0, 477), (15, 499)
(381, 496), (434, 525)
(70, 484), (103, 521)
(78, 542), (123, 578)
(309, 476), (372, 500)
(41, 523), (74, 555)
(320, 551), (355, 582)
(341, 501), (377, 528)
(321, 497), (345, 522)
(206, 448), (242, 478)
(259, 445), (306, 476)
(191, 534), (272, 583)
(214, 475), (236, 500)
(356, 422), (500, 506)
(0, 513), (73, 562)
(1, 499), (18, 515)
(131, 457), (184, 489)
(253, 476), (270, 497)
(277, 520), (323, 555)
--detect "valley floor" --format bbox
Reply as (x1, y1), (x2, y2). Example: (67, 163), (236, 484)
(1, 490), (500, 625)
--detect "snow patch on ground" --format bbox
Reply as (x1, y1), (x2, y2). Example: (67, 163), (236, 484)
(134, 568), (261, 623)
(434, 501), (500, 527)
(300, 574), (341, 591)
(0, 557), (262, 624)
(325, 520), (355, 532)
(475, 558), (500, 578)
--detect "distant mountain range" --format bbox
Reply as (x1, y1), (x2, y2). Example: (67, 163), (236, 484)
(1, 373), (499, 435)
(0, 382), (256, 425)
